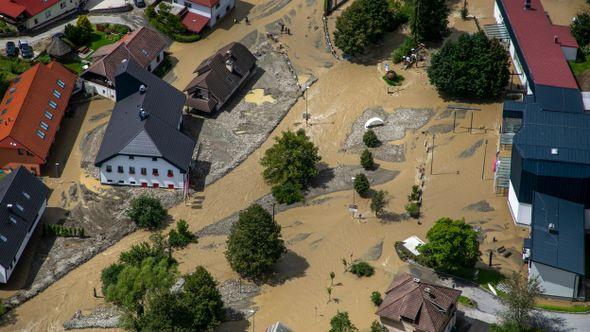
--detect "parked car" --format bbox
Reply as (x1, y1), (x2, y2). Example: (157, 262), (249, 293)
(5, 41), (16, 57)
(133, 0), (146, 7)
(18, 40), (33, 59)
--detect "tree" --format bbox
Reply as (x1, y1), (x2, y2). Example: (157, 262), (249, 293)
(405, 202), (420, 218)
(360, 149), (375, 170)
(271, 181), (304, 205)
(76, 15), (94, 43)
(363, 129), (380, 148)
(353, 173), (370, 198)
(418, 217), (480, 272)
(370, 190), (387, 217)
(370, 320), (387, 332)
(496, 273), (542, 330)
(571, 12), (590, 49)
(349, 261), (374, 277)
(410, 0), (450, 42)
(119, 233), (169, 266)
(168, 220), (196, 248)
(101, 263), (125, 295)
(333, 0), (402, 55)
(261, 129), (321, 204)
(128, 195), (167, 229)
(428, 32), (509, 100)
(138, 266), (225, 331)
(225, 204), (286, 278)
(329, 311), (358, 332)
(370, 291), (382, 306)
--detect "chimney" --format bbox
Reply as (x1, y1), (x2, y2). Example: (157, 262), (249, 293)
(6, 204), (13, 210)
(139, 84), (146, 94)
(524, 0), (531, 9)
(413, 277), (421, 283)
(139, 108), (149, 121)
(548, 223), (556, 233)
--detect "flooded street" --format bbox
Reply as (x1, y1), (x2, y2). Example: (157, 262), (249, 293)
(1, 0), (585, 331)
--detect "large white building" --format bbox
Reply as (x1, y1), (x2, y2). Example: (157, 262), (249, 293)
(0, 166), (49, 283)
(0, 0), (80, 30)
(94, 59), (196, 190)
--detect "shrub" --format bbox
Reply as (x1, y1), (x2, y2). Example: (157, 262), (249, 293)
(370, 291), (382, 306)
(101, 263), (125, 294)
(272, 181), (304, 204)
(128, 195), (167, 229)
(225, 204), (286, 278)
(405, 202), (420, 218)
(382, 73), (404, 86)
(168, 220), (196, 248)
(329, 311), (358, 332)
(0, 301), (6, 317)
(353, 173), (371, 198)
(408, 185), (421, 202)
(370, 320), (387, 332)
(172, 33), (201, 43)
(428, 32), (509, 99)
(370, 190), (387, 217)
(363, 129), (380, 148)
(391, 37), (418, 63)
(349, 261), (374, 277)
(360, 149), (375, 170)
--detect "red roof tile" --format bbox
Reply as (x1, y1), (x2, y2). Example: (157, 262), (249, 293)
(0, 62), (77, 163)
(0, 0), (26, 18)
(188, 0), (219, 7)
(181, 11), (210, 33)
(551, 25), (579, 49)
(0, 0), (61, 17)
(500, 0), (578, 89)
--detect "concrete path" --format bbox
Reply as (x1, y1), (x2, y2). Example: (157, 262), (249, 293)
(407, 264), (588, 331)
(0, 10), (146, 46)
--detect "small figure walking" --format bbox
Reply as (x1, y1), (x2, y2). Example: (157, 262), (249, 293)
(245, 16), (250, 24)
(93, 287), (98, 298)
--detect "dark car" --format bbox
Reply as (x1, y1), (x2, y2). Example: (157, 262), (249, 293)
(18, 40), (33, 59)
(133, 0), (146, 7)
(5, 41), (16, 57)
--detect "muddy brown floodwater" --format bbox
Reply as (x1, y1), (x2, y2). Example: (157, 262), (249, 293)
(2, 0), (586, 331)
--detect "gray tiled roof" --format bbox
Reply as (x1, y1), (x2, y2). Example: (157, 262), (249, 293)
(94, 59), (196, 172)
(531, 192), (585, 275)
(0, 167), (49, 269)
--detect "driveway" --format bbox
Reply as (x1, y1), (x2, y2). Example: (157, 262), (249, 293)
(407, 264), (588, 331)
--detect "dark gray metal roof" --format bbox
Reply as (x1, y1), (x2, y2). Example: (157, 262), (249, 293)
(0, 167), (49, 269)
(94, 59), (196, 172)
(533, 85), (584, 113)
(531, 192), (585, 275)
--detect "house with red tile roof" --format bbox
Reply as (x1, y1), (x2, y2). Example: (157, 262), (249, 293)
(376, 274), (461, 332)
(0, 0), (80, 30)
(166, 0), (235, 34)
(0, 61), (77, 175)
(80, 27), (168, 100)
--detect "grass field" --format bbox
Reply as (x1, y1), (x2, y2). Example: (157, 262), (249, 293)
(535, 303), (590, 313)
(458, 295), (477, 308)
(569, 59), (590, 76)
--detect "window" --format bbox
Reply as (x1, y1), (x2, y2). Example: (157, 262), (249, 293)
(129, 156), (134, 160)
(130, 181), (136, 184)
(22, 191), (30, 199)
(152, 168), (159, 176)
(186, 2), (191, 7)
(141, 167), (147, 175)
(117, 166), (124, 173)
(17, 148), (23, 155)
(153, 183), (159, 188)
(60, 1), (65, 8)
(53, 90), (61, 99)
(6, 97), (12, 104)
(151, 157), (157, 161)
(0, 234), (6, 242)
(147, 65), (151, 71)
(118, 180), (124, 184)
(40, 121), (49, 131)
(1, 109), (6, 115)
(226, 76), (233, 83)
(45, 10), (51, 18)
(36, 129), (45, 139)
(16, 204), (23, 212)
(107, 179), (113, 183)
(49, 100), (57, 109)
(9, 216), (17, 224)
(106, 165), (112, 173)
(44, 110), (53, 120)
(168, 184), (175, 189)
(167, 170), (174, 177)
(129, 167), (135, 174)
(26, 151), (33, 156)
(34, 19), (38, 25)
(141, 182), (148, 187)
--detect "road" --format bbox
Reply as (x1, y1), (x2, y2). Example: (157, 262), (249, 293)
(408, 264), (588, 331)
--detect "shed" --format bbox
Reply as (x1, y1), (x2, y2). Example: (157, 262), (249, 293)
(46, 36), (72, 58)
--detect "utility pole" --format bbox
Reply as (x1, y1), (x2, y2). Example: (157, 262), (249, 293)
(469, 112), (474, 134)
(481, 139), (488, 180)
(453, 111), (457, 133)
(304, 86), (309, 126)
(430, 134), (435, 175)
(488, 250), (493, 267)
(272, 203), (276, 223)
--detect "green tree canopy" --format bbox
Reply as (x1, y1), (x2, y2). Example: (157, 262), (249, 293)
(225, 204), (286, 278)
(168, 220), (196, 248)
(370, 190), (387, 217)
(128, 195), (167, 229)
(334, 0), (402, 55)
(119, 233), (169, 266)
(360, 149), (375, 170)
(363, 129), (380, 148)
(418, 217), (480, 272)
(329, 311), (358, 332)
(427, 32), (509, 99)
(571, 12), (590, 49)
(261, 129), (321, 203)
(410, 0), (450, 42)
(497, 273), (542, 330)
(354, 173), (370, 198)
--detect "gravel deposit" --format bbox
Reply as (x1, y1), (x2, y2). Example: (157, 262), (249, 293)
(63, 306), (122, 330)
(219, 279), (261, 320)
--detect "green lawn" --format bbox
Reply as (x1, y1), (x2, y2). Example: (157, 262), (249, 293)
(535, 303), (590, 313)
(569, 58), (590, 76)
(89, 30), (122, 51)
(453, 266), (506, 287)
(0, 56), (34, 80)
(458, 295), (477, 308)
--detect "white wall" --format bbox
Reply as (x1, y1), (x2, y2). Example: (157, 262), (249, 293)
(146, 50), (165, 72)
(173, 0), (211, 17)
(530, 261), (579, 298)
(508, 181), (532, 226)
(99, 155), (187, 189)
(85, 80), (116, 100)
(26, 0), (79, 29)
(561, 46), (577, 61)
(1, 199), (47, 283)
(493, 1), (503, 24)
(209, 0), (235, 26)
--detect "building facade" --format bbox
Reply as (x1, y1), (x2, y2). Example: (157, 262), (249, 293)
(167, 0), (235, 34)
(0, 0), (80, 30)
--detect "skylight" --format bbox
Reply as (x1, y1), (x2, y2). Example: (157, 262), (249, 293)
(0, 234), (7, 242)
(22, 191), (30, 199)
(9, 216), (17, 224)
(36, 129), (45, 139)
(57, 79), (65, 88)
(44, 110), (53, 120)
(48, 100), (57, 109)
(53, 90), (61, 99)
(40, 121), (49, 131)
(16, 204), (23, 212)
(141, 49), (149, 56)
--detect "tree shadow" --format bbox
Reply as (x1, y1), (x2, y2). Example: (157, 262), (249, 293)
(530, 313), (570, 332)
(455, 311), (490, 332)
(261, 250), (309, 286)
(379, 211), (410, 224)
(216, 318), (251, 332)
(309, 166), (336, 190)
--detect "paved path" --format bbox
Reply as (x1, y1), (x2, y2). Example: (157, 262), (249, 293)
(408, 264), (588, 331)
(0, 10), (146, 46)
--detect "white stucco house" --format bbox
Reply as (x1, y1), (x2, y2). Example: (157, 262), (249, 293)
(81, 27), (168, 101)
(0, 166), (49, 284)
(94, 59), (196, 191)
(0, 0), (80, 30)
(164, 0), (235, 34)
